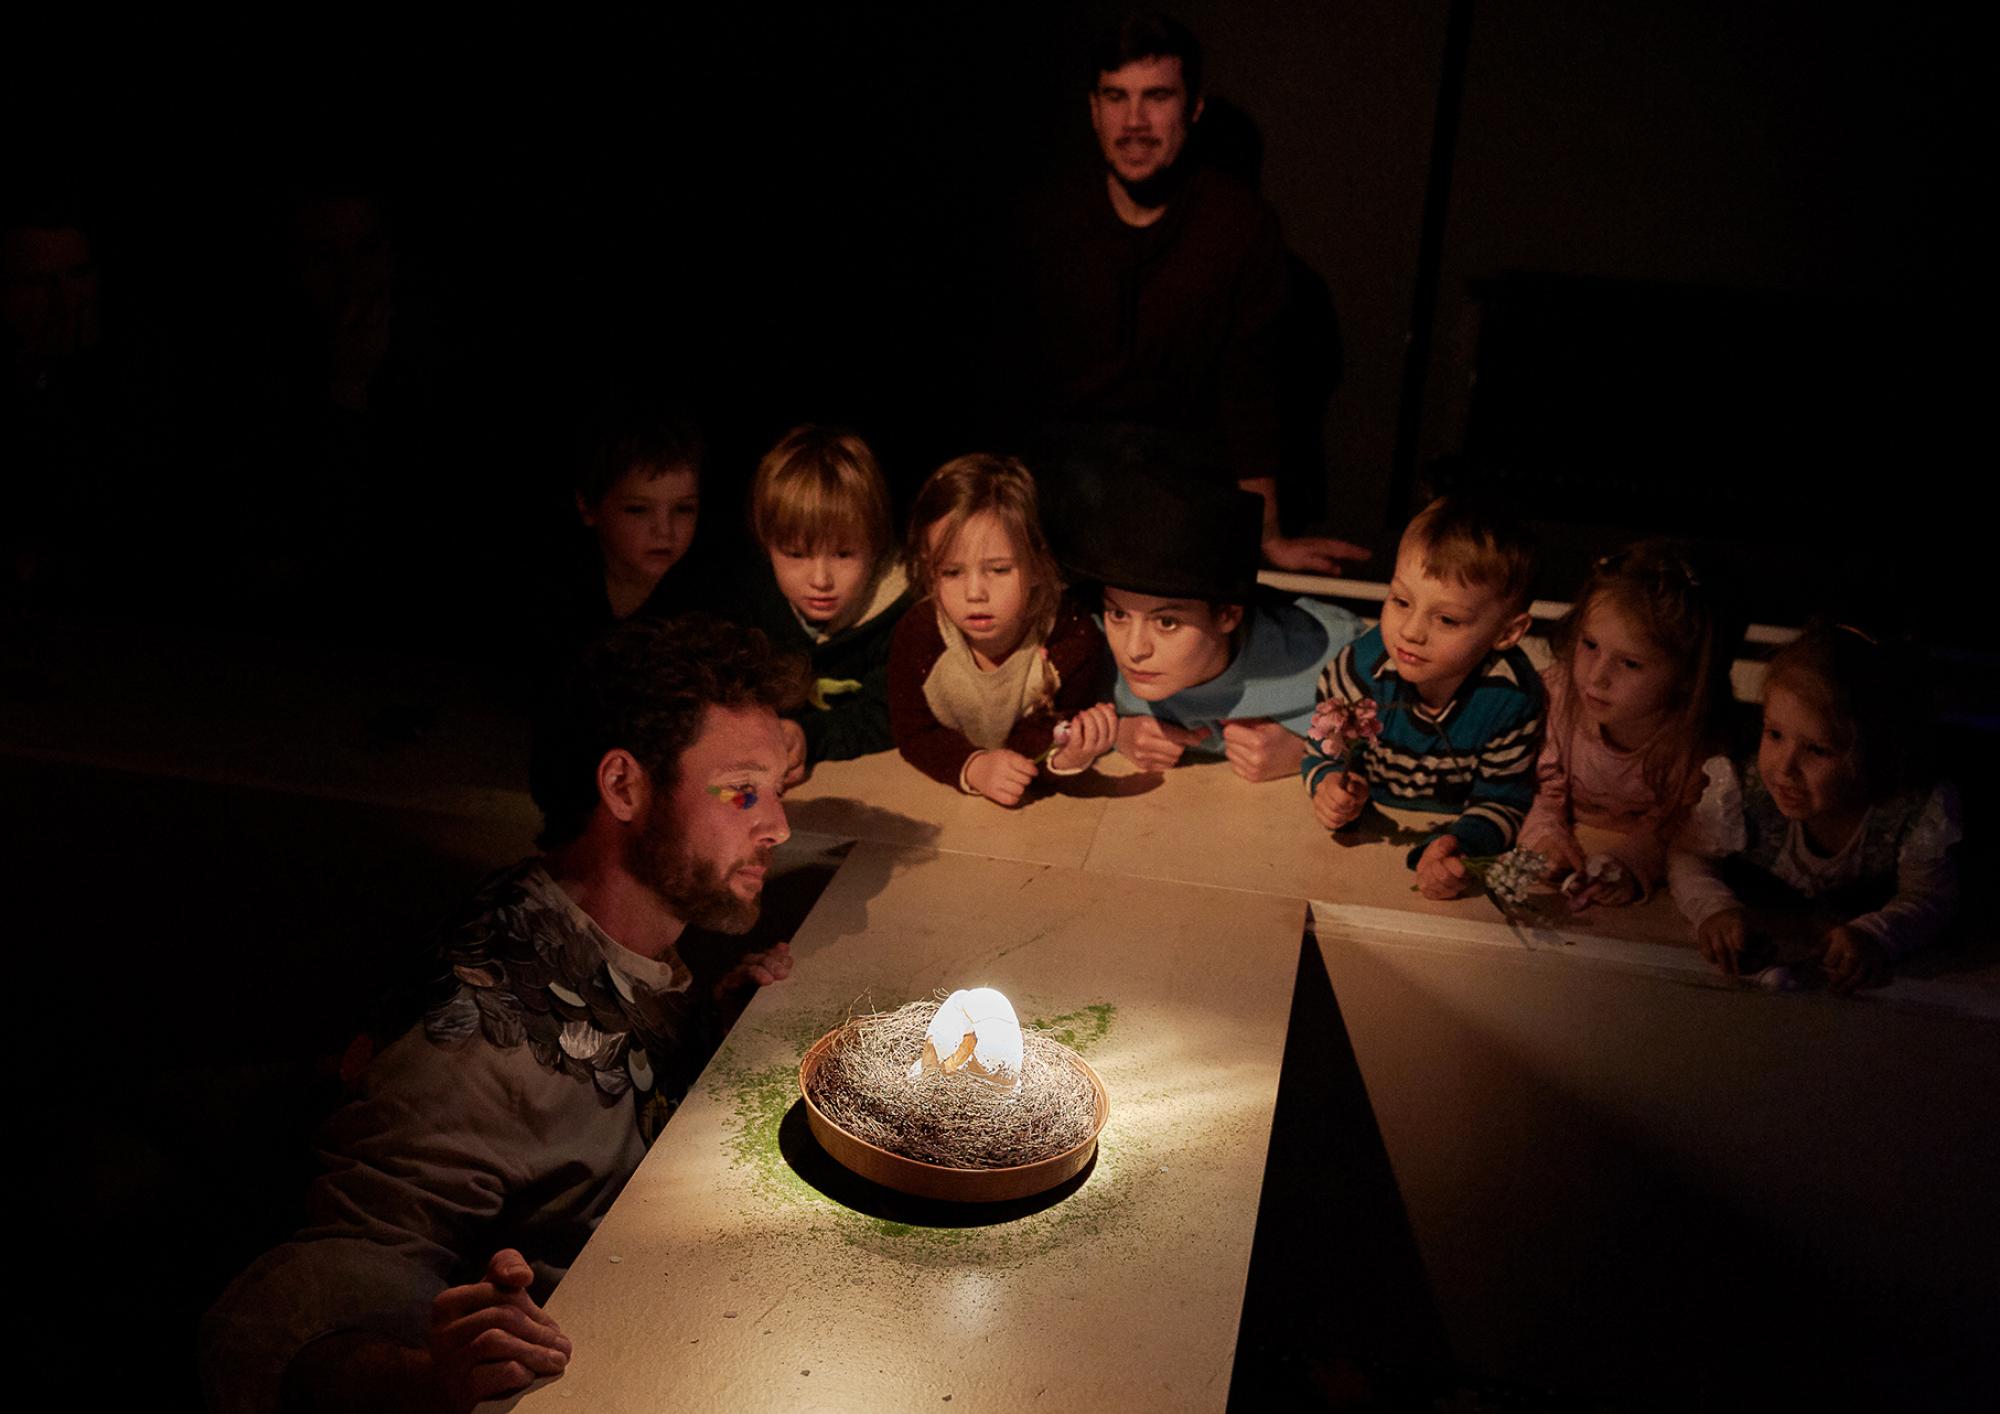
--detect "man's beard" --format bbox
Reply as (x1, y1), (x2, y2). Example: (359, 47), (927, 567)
(1110, 146), (1192, 211)
(628, 808), (766, 935)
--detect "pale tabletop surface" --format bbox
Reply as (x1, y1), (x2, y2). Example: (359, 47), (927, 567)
(505, 843), (1307, 1413)
(787, 748), (1699, 948)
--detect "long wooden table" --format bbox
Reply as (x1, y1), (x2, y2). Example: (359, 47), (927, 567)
(507, 843), (1307, 1412)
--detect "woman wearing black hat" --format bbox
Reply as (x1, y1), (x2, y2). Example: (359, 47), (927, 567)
(1055, 443), (1365, 780)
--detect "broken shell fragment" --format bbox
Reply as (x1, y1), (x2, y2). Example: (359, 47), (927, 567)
(908, 987), (1024, 1094)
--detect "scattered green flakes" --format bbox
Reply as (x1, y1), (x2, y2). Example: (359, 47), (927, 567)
(1026, 1001), (1116, 1053)
(712, 1003), (1132, 1266)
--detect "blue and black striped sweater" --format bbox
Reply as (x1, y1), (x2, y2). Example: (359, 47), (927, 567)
(1301, 625), (1545, 866)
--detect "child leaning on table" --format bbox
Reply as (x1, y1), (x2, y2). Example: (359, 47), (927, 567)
(726, 425), (913, 777)
(1517, 540), (1742, 908)
(887, 454), (1114, 805)
(1668, 620), (1961, 992)
(530, 393), (716, 664)
(1303, 494), (1543, 899)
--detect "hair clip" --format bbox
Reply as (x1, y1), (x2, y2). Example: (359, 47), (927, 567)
(707, 784), (759, 810)
(1834, 623), (1880, 646)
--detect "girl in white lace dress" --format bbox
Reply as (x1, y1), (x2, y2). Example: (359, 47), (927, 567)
(1669, 621), (1961, 991)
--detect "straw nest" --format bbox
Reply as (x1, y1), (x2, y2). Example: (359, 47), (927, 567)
(805, 999), (1100, 1169)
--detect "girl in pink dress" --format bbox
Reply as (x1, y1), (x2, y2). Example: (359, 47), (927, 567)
(1522, 541), (1742, 907)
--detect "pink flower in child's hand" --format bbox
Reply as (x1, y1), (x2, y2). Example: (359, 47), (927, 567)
(1052, 718), (1074, 747)
(1307, 699), (1346, 749)
(1309, 697), (1380, 752)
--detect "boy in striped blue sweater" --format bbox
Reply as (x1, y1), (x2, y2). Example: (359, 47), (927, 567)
(1303, 496), (1543, 898)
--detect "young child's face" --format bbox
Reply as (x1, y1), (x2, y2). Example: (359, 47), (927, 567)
(1101, 586), (1241, 701)
(579, 464), (699, 586)
(1572, 600), (1677, 739)
(770, 539), (872, 628)
(1378, 542), (1529, 707)
(931, 511), (1031, 662)
(1758, 684), (1863, 826)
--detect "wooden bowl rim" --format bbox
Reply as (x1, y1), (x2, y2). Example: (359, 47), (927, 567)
(796, 1019), (1110, 1187)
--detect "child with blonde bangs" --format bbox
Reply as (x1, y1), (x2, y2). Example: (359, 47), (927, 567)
(888, 454), (1113, 805)
(1520, 541), (1741, 906)
(729, 425), (912, 771)
(1670, 621), (1961, 992)
(1304, 495), (1543, 898)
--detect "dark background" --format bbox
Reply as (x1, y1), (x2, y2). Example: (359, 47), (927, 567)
(8, 1), (1978, 642)
(6, 4), (1987, 1409)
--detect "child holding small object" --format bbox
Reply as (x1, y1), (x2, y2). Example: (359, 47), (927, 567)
(1303, 495), (1543, 899)
(1518, 541), (1741, 908)
(1669, 621), (1960, 992)
(727, 425), (912, 773)
(888, 454), (1114, 804)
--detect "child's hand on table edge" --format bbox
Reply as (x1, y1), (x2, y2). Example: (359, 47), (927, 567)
(1312, 770), (1368, 830)
(966, 748), (1037, 805)
(1821, 925), (1888, 993)
(1414, 835), (1469, 899)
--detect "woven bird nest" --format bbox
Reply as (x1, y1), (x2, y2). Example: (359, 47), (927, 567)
(799, 999), (1109, 1202)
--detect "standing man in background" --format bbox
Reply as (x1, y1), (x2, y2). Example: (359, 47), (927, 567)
(1011, 11), (1369, 575)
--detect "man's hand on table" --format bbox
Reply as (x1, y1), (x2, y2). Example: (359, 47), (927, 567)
(1116, 714), (1209, 772)
(428, 1249), (571, 1412)
(1219, 718), (1305, 782)
(1261, 532), (1373, 576)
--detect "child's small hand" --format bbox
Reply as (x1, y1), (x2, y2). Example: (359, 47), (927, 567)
(1566, 870), (1641, 910)
(1535, 829), (1587, 880)
(1048, 702), (1117, 772)
(779, 719), (808, 790)
(966, 749), (1038, 806)
(713, 941), (794, 1005)
(1220, 718), (1306, 782)
(1696, 909), (1748, 975)
(1312, 771), (1369, 830)
(1116, 715), (1210, 772)
(1415, 836), (1469, 899)
(1821, 925), (1888, 993)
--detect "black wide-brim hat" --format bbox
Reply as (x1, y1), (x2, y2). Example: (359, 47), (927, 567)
(1041, 423), (1264, 604)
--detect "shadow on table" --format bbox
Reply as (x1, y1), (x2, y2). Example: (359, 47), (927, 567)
(781, 796), (945, 848)
(1330, 805), (1433, 851)
(777, 1099), (1095, 1226)
(1051, 769), (1162, 800)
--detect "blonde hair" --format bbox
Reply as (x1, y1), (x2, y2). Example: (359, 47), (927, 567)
(749, 426), (895, 562)
(1551, 540), (1741, 814)
(1401, 495), (1537, 612)
(906, 453), (1062, 641)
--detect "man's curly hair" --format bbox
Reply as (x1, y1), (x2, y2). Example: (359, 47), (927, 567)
(530, 614), (808, 849)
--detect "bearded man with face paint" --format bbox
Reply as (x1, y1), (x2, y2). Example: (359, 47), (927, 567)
(1004, 12), (1371, 578)
(203, 617), (806, 1414)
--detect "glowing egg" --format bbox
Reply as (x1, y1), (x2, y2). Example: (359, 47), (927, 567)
(908, 987), (1024, 1094)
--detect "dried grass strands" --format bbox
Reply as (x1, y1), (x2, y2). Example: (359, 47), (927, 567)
(806, 1000), (1099, 1169)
